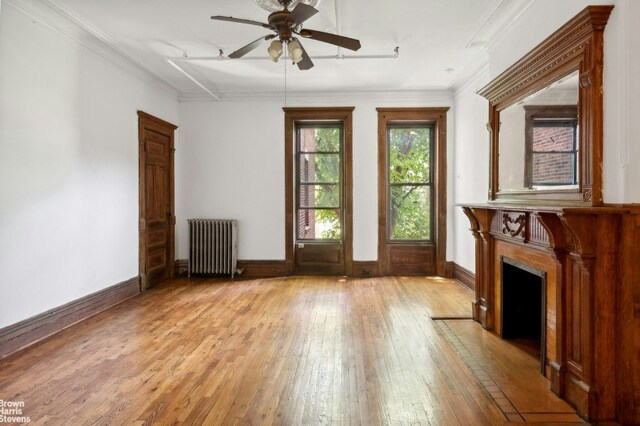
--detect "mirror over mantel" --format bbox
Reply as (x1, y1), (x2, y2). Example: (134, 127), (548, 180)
(478, 5), (614, 206)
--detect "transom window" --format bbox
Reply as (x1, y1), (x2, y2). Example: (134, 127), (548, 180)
(387, 124), (434, 241)
(296, 123), (343, 240)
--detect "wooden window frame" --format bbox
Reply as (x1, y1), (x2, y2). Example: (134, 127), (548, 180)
(295, 122), (343, 241)
(377, 108), (448, 276)
(284, 107), (354, 276)
(386, 123), (435, 242)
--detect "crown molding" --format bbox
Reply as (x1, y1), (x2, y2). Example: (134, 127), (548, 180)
(179, 89), (454, 104)
(4, 0), (179, 97)
(451, 0), (535, 97)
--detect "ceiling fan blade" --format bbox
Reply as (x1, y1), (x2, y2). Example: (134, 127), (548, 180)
(298, 29), (361, 51)
(211, 15), (274, 30)
(286, 3), (318, 27)
(228, 34), (277, 59)
(296, 40), (314, 70)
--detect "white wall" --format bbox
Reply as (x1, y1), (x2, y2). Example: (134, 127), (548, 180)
(0, 2), (178, 327)
(451, 67), (491, 271)
(451, 0), (640, 273)
(176, 93), (454, 262)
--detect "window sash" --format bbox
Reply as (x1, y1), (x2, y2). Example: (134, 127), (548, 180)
(295, 123), (344, 241)
(386, 124), (434, 242)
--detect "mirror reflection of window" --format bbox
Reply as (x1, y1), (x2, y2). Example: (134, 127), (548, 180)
(497, 70), (579, 193)
(523, 105), (578, 189)
(531, 118), (578, 186)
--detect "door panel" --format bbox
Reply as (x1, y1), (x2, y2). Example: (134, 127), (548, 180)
(386, 245), (435, 275)
(295, 243), (344, 275)
(138, 112), (177, 290)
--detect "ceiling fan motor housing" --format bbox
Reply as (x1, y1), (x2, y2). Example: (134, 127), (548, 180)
(268, 11), (294, 41)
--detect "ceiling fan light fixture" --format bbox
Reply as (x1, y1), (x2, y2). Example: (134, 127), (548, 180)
(253, 0), (321, 13)
(288, 39), (303, 62)
(268, 40), (283, 62)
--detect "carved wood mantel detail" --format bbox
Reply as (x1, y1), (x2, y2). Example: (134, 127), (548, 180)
(460, 204), (640, 425)
(502, 212), (526, 239)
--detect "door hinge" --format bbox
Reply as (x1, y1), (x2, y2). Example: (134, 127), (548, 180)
(139, 218), (146, 230)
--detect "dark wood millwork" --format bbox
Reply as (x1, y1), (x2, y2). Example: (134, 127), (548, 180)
(352, 261), (380, 277)
(283, 107), (354, 276)
(479, 6), (613, 205)
(452, 263), (475, 291)
(460, 204), (640, 424)
(138, 111), (177, 290)
(237, 260), (288, 278)
(462, 8), (637, 422)
(377, 108), (448, 276)
(0, 277), (140, 359)
(176, 259), (287, 278)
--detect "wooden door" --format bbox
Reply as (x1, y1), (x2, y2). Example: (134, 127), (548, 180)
(138, 111), (177, 290)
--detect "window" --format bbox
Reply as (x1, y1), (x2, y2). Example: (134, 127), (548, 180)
(296, 123), (343, 240)
(387, 125), (434, 241)
(524, 105), (578, 188)
(377, 107), (448, 277)
(284, 107), (353, 276)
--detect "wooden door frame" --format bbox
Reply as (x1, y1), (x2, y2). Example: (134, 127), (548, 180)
(138, 111), (177, 291)
(283, 107), (354, 276)
(377, 107), (449, 276)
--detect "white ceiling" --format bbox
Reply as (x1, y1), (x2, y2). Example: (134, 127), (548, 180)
(45, 0), (533, 99)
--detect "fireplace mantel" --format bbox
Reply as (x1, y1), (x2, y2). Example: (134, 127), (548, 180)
(460, 203), (640, 424)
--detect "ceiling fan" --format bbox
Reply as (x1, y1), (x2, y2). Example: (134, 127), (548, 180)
(211, 0), (361, 70)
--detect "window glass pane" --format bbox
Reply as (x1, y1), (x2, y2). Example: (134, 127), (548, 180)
(532, 153), (576, 185)
(533, 121), (576, 152)
(389, 127), (431, 183)
(299, 127), (340, 152)
(389, 185), (431, 240)
(297, 209), (341, 239)
(299, 153), (340, 183)
(299, 184), (340, 208)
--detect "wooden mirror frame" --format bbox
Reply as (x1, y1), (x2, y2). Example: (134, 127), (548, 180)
(478, 6), (613, 206)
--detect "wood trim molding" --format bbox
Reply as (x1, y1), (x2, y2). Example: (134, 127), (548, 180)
(0, 277), (140, 359)
(178, 259), (380, 278)
(376, 107), (449, 276)
(452, 263), (475, 291)
(478, 6), (614, 205)
(352, 261), (380, 277)
(236, 260), (287, 278)
(283, 107), (355, 276)
(175, 259), (188, 276)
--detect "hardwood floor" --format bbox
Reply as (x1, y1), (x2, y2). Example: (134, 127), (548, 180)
(0, 276), (582, 425)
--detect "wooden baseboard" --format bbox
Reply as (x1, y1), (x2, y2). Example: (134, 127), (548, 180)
(352, 261), (380, 277)
(175, 259), (188, 276)
(444, 261), (454, 278)
(0, 276), (140, 359)
(176, 259), (287, 278)
(237, 260), (287, 277)
(452, 263), (475, 291)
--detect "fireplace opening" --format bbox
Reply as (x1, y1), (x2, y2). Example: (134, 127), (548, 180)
(501, 257), (546, 375)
